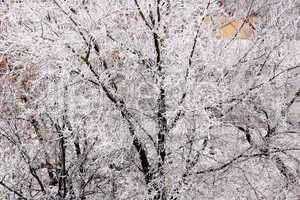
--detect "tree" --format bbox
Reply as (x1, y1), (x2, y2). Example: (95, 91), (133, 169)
(0, 0), (299, 199)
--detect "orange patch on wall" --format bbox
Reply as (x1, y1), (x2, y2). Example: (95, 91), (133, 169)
(217, 16), (257, 39)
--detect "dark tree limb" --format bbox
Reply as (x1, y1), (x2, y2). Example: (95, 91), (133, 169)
(134, 0), (153, 30)
(0, 179), (28, 200)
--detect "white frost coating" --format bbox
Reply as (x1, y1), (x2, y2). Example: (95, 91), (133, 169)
(0, 1), (299, 200)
